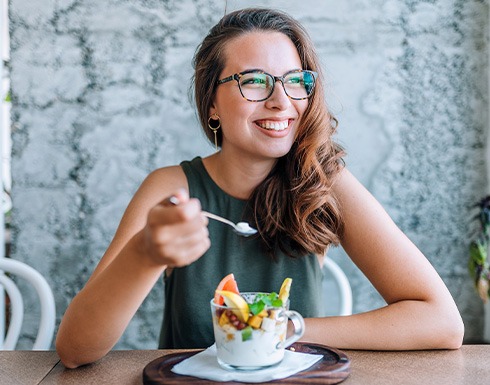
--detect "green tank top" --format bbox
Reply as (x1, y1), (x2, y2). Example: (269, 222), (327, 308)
(158, 157), (325, 349)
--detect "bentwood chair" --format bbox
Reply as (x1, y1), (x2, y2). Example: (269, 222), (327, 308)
(323, 255), (353, 316)
(0, 258), (56, 350)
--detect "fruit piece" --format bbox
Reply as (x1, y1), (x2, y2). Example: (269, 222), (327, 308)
(269, 310), (279, 319)
(257, 309), (268, 317)
(248, 315), (263, 329)
(214, 273), (240, 305)
(278, 277), (292, 303)
(241, 326), (253, 341)
(218, 311), (230, 327)
(261, 316), (276, 332)
(215, 290), (250, 322)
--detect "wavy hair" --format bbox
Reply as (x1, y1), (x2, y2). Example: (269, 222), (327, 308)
(192, 8), (345, 257)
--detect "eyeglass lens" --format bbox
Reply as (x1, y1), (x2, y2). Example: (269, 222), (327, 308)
(239, 71), (315, 101)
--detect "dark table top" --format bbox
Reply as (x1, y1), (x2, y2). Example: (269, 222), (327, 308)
(1, 345), (489, 385)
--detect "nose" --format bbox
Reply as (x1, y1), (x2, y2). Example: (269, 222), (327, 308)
(264, 80), (290, 110)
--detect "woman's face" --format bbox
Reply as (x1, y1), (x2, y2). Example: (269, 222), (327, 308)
(212, 31), (309, 161)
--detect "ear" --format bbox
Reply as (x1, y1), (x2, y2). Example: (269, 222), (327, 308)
(209, 103), (218, 117)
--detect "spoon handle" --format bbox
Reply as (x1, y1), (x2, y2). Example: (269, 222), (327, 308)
(202, 211), (237, 230)
(168, 196), (240, 232)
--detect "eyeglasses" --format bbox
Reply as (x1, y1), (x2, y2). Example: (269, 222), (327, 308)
(217, 69), (318, 102)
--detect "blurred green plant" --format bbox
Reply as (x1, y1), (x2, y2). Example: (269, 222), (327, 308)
(469, 196), (490, 303)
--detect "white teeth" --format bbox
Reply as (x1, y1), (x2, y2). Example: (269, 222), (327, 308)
(257, 120), (289, 131)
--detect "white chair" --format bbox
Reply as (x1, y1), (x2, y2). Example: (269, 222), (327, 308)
(0, 258), (56, 350)
(323, 255), (353, 316)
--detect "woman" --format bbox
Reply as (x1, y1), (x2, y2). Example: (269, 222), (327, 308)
(56, 8), (464, 368)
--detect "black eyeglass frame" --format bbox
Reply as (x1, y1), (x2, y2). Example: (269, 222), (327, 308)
(216, 69), (318, 102)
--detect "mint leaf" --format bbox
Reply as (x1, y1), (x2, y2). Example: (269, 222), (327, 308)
(271, 298), (283, 307)
(254, 293), (267, 302)
(249, 301), (265, 315)
(262, 292), (279, 306)
(248, 292), (283, 314)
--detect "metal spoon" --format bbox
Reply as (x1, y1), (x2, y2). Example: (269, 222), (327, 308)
(201, 211), (258, 237)
(168, 196), (257, 237)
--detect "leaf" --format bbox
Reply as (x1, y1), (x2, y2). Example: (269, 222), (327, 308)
(470, 240), (486, 264)
(271, 298), (283, 307)
(249, 301), (265, 315)
(468, 257), (478, 281)
(263, 292), (279, 306)
(249, 292), (284, 315)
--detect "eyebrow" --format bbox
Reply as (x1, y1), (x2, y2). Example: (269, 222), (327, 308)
(239, 68), (266, 73)
(239, 68), (303, 75)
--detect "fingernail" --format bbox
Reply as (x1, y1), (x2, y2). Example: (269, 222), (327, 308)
(169, 196), (180, 205)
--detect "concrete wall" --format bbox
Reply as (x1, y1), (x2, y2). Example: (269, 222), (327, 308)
(8, 0), (488, 348)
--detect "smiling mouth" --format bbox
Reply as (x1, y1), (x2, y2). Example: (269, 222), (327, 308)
(255, 119), (290, 131)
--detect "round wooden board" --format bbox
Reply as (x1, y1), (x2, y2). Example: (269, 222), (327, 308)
(143, 342), (350, 384)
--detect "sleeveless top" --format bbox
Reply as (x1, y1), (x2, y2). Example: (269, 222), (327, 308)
(158, 157), (325, 349)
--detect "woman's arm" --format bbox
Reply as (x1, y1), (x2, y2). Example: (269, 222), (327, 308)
(302, 168), (464, 350)
(55, 166), (210, 368)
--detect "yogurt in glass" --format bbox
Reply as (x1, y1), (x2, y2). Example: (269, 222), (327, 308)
(210, 292), (304, 371)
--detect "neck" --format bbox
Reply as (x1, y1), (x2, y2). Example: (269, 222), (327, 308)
(202, 151), (276, 200)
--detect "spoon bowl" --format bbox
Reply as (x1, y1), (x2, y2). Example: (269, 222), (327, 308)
(203, 211), (257, 237)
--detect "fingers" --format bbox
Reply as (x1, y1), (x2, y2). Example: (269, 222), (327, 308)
(150, 188), (210, 228)
(143, 190), (210, 267)
(151, 224), (211, 267)
(148, 197), (203, 227)
(162, 188), (189, 207)
(149, 214), (207, 249)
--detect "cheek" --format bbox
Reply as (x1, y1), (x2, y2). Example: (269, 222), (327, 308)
(220, 110), (251, 133)
(217, 101), (256, 128)
(295, 100), (309, 117)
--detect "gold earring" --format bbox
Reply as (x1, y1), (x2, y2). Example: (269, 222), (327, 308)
(208, 113), (221, 151)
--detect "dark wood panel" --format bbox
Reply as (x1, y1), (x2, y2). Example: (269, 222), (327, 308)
(143, 343), (350, 385)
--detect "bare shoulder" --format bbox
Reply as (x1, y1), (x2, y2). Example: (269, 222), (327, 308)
(331, 167), (376, 209)
(143, 164), (188, 186)
(124, 165), (188, 220)
(139, 165), (188, 198)
(331, 167), (395, 238)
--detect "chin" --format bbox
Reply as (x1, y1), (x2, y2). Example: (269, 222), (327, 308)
(261, 148), (292, 160)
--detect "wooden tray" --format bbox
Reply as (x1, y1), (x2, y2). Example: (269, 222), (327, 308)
(143, 342), (350, 384)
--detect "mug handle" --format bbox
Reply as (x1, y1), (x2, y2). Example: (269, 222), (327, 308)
(279, 310), (305, 349)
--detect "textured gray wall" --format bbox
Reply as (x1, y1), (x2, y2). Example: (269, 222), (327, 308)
(8, 0), (488, 348)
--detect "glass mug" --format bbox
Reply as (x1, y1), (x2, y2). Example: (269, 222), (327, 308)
(210, 292), (305, 371)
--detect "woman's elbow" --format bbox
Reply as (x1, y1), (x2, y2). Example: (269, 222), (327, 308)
(56, 338), (85, 369)
(445, 317), (465, 349)
(55, 334), (103, 369)
(58, 356), (82, 370)
(434, 311), (465, 350)
(56, 342), (83, 369)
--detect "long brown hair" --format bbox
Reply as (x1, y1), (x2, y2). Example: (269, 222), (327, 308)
(192, 8), (345, 257)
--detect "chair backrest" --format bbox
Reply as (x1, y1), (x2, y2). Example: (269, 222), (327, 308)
(0, 258), (56, 350)
(323, 256), (353, 316)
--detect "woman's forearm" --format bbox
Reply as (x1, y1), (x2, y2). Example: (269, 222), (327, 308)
(56, 232), (165, 368)
(302, 299), (464, 350)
